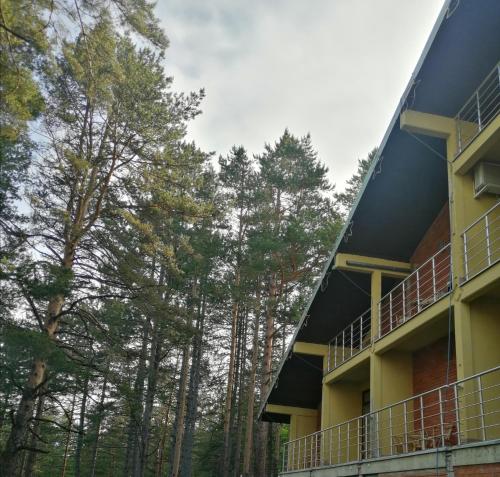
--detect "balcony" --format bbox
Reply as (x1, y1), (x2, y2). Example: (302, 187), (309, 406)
(326, 309), (371, 373)
(462, 201), (500, 282)
(456, 62), (500, 156)
(282, 365), (500, 473)
(377, 243), (451, 340)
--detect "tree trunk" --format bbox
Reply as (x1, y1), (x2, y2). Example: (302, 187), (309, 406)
(243, 287), (261, 477)
(75, 373), (89, 477)
(137, 314), (162, 477)
(124, 318), (150, 477)
(222, 270), (240, 477)
(23, 391), (46, 477)
(169, 327), (192, 477)
(179, 288), (206, 477)
(232, 307), (248, 477)
(257, 275), (277, 477)
(1, 243), (75, 474)
(155, 353), (180, 477)
(90, 373), (108, 477)
(61, 391), (77, 477)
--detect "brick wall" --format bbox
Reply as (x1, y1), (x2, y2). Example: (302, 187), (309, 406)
(412, 336), (457, 443)
(378, 464), (500, 476)
(411, 202), (450, 267)
(402, 202), (452, 317)
(455, 463), (500, 476)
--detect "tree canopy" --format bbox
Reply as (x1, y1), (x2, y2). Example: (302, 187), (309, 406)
(0, 3), (374, 476)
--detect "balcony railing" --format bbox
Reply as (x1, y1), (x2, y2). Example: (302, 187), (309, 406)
(456, 62), (500, 155)
(282, 365), (500, 473)
(377, 243), (451, 340)
(327, 309), (371, 373)
(462, 201), (500, 282)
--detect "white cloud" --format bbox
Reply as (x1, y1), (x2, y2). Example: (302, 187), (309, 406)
(155, 0), (444, 189)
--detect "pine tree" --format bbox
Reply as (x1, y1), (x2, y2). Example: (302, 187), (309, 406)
(335, 148), (378, 214)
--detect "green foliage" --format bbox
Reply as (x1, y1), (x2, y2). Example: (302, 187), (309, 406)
(335, 147), (378, 214)
(0, 1), (378, 475)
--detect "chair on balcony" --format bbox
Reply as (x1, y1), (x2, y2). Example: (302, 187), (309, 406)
(427, 424), (457, 448)
(392, 432), (426, 453)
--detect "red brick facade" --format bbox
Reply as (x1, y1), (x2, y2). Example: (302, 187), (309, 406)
(413, 336), (457, 394)
(411, 202), (450, 267)
(412, 336), (457, 443)
(455, 463), (500, 476)
(379, 466), (500, 477)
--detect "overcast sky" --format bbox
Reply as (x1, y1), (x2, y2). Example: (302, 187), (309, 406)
(155, 0), (444, 190)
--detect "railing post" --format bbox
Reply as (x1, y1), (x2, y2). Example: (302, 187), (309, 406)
(388, 292), (392, 327)
(309, 434), (315, 467)
(329, 427), (333, 465)
(334, 337), (337, 369)
(439, 388), (445, 446)
(476, 90), (482, 130)
(403, 402), (409, 453)
(402, 282), (407, 322)
(365, 414), (370, 459)
(432, 256), (436, 298)
(416, 269), (420, 312)
(342, 330), (345, 363)
(478, 375), (486, 441)
(389, 407), (393, 455)
(360, 317), (364, 350)
(314, 433), (318, 467)
(357, 417), (361, 461)
(303, 436), (306, 469)
(419, 395), (425, 450)
(463, 233), (469, 280)
(327, 341), (331, 373)
(350, 323), (354, 358)
(338, 426), (341, 464)
(485, 215), (491, 266)
(457, 112), (462, 153)
(378, 300), (383, 338)
(454, 384), (462, 446)
(282, 443), (286, 472)
(347, 421), (350, 462)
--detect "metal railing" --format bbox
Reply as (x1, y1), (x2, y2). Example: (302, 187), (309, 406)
(282, 365), (500, 473)
(462, 201), (500, 282)
(377, 243), (451, 340)
(456, 62), (500, 155)
(327, 309), (371, 373)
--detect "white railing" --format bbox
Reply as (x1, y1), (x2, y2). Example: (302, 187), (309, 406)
(456, 62), (500, 155)
(282, 365), (500, 473)
(327, 309), (371, 373)
(462, 201), (500, 282)
(377, 243), (451, 340)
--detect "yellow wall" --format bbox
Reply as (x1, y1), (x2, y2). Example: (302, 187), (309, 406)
(320, 380), (368, 464)
(470, 296), (500, 373)
(288, 410), (319, 470)
(373, 350), (414, 456)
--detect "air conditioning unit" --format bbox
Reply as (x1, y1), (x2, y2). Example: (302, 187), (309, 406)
(473, 161), (500, 198)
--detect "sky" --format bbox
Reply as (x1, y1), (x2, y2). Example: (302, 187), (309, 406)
(155, 0), (445, 190)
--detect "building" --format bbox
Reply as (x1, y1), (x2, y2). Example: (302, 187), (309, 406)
(259, 1), (500, 475)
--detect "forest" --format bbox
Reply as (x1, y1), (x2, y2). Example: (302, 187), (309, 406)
(0, 1), (374, 476)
